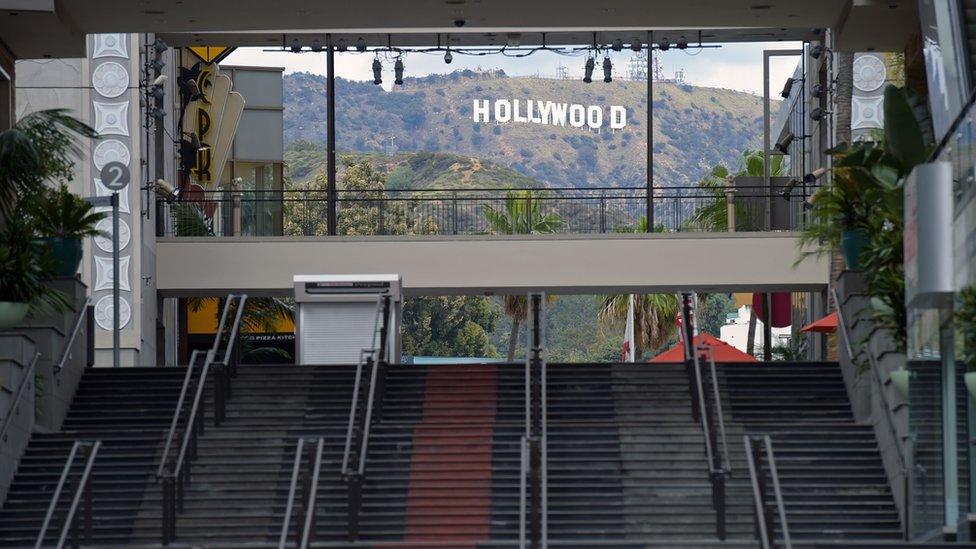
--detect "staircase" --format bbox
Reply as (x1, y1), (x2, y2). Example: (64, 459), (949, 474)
(0, 360), (909, 547)
(0, 367), (186, 546)
(724, 361), (903, 543)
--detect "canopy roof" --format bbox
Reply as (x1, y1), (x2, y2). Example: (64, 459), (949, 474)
(651, 332), (757, 363)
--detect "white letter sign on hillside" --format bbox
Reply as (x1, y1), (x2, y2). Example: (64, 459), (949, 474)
(472, 98), (627, 130)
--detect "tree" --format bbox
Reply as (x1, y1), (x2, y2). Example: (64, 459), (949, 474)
(402, 296), (502, 357)
(483, 191), (564, 360)
(687, 150), (785, 231)
(598, 294), (680, 359)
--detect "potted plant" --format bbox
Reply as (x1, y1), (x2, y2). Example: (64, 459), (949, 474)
(29, 184), (105, 277)
(958, 285), (976, 398)
(0, 214), (67, 329)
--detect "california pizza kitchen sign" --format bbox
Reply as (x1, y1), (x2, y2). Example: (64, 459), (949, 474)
(472, 99), (628, 130)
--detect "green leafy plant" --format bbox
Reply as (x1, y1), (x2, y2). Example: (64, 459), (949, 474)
(956, 285), (976, 372)
(29, 184), (105, 238)
(0, 109), (97, 224)
(798, 85), (933, 352)
(0, 213), (68, 311)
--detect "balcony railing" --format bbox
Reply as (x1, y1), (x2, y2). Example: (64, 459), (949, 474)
(156, 185), (810, 238)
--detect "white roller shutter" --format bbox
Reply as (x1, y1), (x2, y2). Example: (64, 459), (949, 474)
(298, 302), (377, 365)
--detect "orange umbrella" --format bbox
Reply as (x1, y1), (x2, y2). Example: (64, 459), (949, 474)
(800, 312), (838, 333)
(651, 333), (757, 363)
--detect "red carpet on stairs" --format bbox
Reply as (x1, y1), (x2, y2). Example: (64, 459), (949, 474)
(401, 364), (498, 545)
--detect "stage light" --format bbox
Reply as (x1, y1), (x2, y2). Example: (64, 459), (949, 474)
(603, 57), (612, 83)
(150, 84), (165, 100)
(612, 38), (623, 52)
(372, 58), (382, 85)
(583, 57), (595, 83)
(337, 39), (348, 52)
(774, 132), (795, 155)
(310, 40), (323, 53)
(150, 107), (166, 120)
(290, 39), (302, 53)
(780, 77), (796, 99)
(630, 40), (642, 52)
(658, 40), (670, 52)
(676, 36), (689, 50)
(444, 49), (453, 64)
(810, 107), (828, 121)
(150, 58), (166, 72)
(394, 58), (404, 85)
(356, 37), (367, 52)
(803, 167), (827, 183)
(153, 38), (168, 54)
(152, 75), (168, 86)
(810, 44), (825, 59)
(812, 84), (826, 98)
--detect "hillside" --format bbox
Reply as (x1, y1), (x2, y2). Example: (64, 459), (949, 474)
(283, 70), (768, 189)
(285, 144), (545, 190)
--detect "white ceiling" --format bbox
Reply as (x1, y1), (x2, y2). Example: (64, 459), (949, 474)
(0, 0), (919, 59)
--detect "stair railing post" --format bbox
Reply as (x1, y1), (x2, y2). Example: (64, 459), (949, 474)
(83, 449), (94, 546)
(680, 293), (700, 422)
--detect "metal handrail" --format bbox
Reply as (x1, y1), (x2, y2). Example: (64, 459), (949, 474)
(744, 435), (792, 549)
(279, 437), (325, 549)
(340, 297), (385, 476)
(518, 435), (529, 549)
(36, 439), (102, 549)
(340, 295), (392, 541)
(55, 296), (92, 373)
(832, 285), (910, 539)
(158, 294), (247, 544)
(700, 344), (732, 474)
(156, 349), (206, 479)
(0, 352), (39, 446)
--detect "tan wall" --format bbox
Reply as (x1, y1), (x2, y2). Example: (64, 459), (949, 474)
(157, 232), (829, 297)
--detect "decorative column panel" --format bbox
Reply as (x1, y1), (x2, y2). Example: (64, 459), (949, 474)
(89, 34), (139, 365)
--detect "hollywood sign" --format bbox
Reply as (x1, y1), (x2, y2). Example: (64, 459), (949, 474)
(472, 99), (628, 130)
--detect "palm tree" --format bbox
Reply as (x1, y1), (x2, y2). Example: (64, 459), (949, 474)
(687, 150), (786, 231)
(0, 109), (97, 226)
(483, 191), (563, 361)
(598, 293), (680, 359)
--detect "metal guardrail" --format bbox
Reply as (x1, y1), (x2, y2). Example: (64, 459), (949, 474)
(831, 285), (911, 540)
(340, 295), (392, 541)
(36, 439), (102, 549)
(157, 294), (247, 545)
(0, 352), (40, 447)
(55, 297), (92, 373)
(744, 435), (791, 549)
(156, 185), (810, 237)
(279, 437), (326, 549)
(520, 292), (548, 549)
(679, 293), (729, 540)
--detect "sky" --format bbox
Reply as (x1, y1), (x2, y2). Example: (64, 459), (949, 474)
(223, 41), (803, 95)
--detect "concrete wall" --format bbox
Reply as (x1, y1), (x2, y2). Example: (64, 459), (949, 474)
(837, 270), (909, 527)
(0, 334), (36, 507)
(156, 232), (830, 296)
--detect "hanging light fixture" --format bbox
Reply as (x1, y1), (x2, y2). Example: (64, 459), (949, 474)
(289, 39), (302, 53)
(356, 37), (367, 52)
(630, 39), (642, 52)
(611, 38), (623, 52)
(676, 36), (689, 50)
(603, 56), (613, 83)
(394, 57), (404, 85)
(310, 39), (323, 53)
(583, 56), (595, 83)
(444, 47), (453, 64)
(372, 57), (382, 85)
(337, 38), (348, 52)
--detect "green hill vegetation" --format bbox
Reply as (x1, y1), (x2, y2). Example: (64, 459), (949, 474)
(283, 70), (769, 190)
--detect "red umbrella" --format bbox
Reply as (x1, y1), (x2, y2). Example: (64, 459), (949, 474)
(651, 333), (757, 363)
(800, 312), (838, 333)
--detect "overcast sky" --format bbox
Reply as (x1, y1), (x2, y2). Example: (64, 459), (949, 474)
(223, 41), (802, 95)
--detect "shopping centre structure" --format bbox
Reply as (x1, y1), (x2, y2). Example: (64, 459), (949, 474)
(0, 0), (974, 547)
